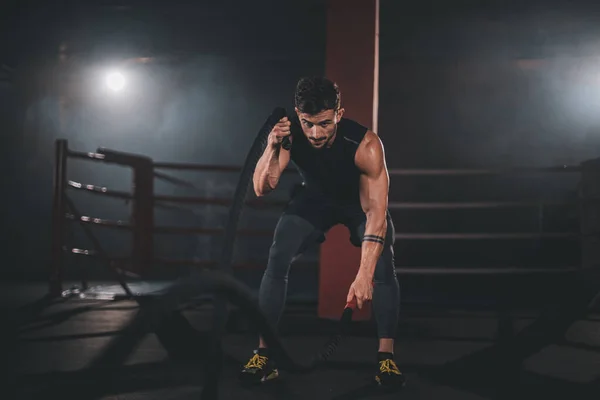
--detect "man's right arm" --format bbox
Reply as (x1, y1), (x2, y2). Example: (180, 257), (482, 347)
(253, 117), (292, 196)
(253, 145), (291, 196)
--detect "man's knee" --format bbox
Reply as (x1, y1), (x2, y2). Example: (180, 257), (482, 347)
(266, 240), (293, 270)
(373, 246), (397, 284)
(375, 214), (397, 281)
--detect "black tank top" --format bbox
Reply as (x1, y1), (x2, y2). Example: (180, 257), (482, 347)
(289, 116), (368, 205)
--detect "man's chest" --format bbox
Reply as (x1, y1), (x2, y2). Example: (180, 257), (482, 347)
(292, 143), (360, 186)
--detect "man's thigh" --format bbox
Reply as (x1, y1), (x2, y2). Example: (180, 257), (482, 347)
(275, 190), (336, 257)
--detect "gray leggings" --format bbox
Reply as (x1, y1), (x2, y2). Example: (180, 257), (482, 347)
(258, 207), (400, 339)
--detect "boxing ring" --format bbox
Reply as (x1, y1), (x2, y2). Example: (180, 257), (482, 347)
(50, 140), (587, 302)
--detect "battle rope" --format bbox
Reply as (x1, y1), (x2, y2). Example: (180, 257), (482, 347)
(80, 270), (355, 400)
(207, 106), (356, 396)
(87, 270), (354, 373)
(80, 108), (356, 400)
(212, 106), (287, 335)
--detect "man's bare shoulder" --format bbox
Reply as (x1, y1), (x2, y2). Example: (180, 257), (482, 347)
(355, 131), (385, 174)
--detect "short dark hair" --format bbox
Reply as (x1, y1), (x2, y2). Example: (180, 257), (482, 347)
(294, 76), (341, 115)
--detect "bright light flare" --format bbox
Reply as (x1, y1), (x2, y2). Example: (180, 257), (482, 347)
(106, 72), (126, 92)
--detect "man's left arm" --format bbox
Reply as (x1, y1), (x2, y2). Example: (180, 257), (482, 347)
(356, 131), (390, 279)
(347, 131), (390, 309)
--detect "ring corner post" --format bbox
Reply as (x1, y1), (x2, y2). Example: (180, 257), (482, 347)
(319, 0), (379, 321)
(131, 157), (155, 276)
(49, 139), (69, 297)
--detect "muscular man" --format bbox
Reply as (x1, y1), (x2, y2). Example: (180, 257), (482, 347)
(240, 76), (404, 389)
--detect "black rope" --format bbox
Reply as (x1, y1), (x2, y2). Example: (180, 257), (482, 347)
(72, 107), (355, 400)
(205, 106), (355, 397)
(80, 270), (354, 399)
(211, 107), (287, 336)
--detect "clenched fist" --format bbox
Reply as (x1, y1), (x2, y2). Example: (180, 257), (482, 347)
(268, 117), (291, 148)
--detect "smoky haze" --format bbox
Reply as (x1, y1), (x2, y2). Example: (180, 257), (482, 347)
(1, 1), (599, 296)
(4, 1), (324, 280)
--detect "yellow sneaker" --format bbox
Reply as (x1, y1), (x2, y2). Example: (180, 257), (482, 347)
(374, 354), (406, 391)
(239, 350), (279, 385)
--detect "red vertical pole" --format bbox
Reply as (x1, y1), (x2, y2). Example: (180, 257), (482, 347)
(318, 0), (379, 320)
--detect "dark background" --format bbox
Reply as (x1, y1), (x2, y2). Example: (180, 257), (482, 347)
(1, 0), (599, 305)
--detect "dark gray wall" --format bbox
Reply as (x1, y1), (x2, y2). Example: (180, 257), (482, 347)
(378, 1), (599, 273)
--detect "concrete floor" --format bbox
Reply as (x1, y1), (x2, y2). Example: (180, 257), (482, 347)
(5, 281), (600, 400)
